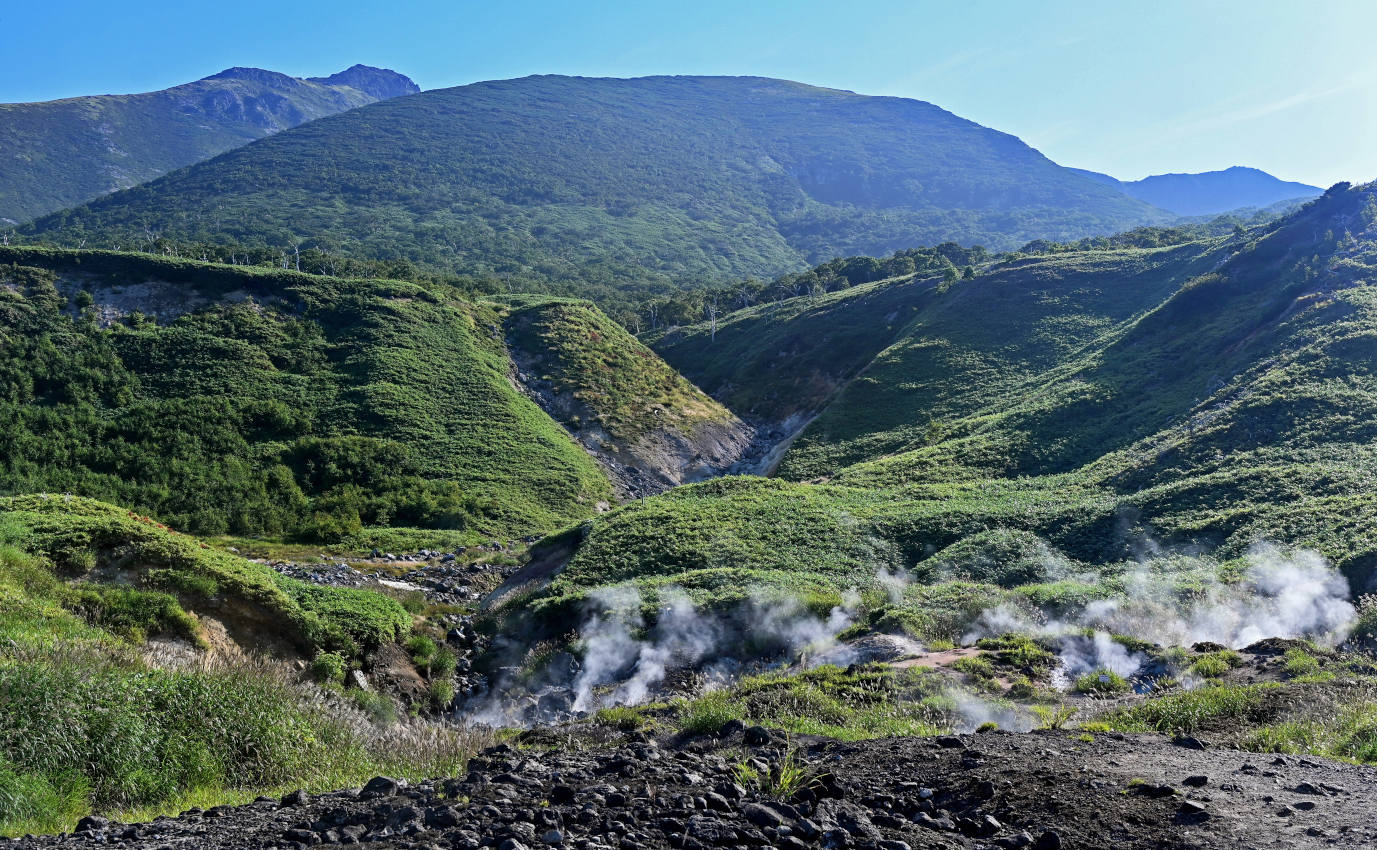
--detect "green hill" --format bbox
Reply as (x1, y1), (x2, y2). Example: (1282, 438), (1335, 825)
(501, 297), (753, 495)
(0, 65), (418, 225)
(0, 248), (612, 541)
(516, 183), (1377, 631)
(21, 75), (1169, 313)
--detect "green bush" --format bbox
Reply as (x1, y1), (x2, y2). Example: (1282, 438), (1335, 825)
(678, 691), (742, 735)
(430, 647), (458, 678)
(1282, 649), (1322, 678)
(594, 706), (647, 731)
(406, 635), (438, 669)
(1074, 669), (1131, 695)
(310, 652), (348, 685)
(429, 680), (456, 711)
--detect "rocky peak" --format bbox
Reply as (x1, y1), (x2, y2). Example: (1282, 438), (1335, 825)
(308, 64), (420, 100)
(202, 67), (302, 88)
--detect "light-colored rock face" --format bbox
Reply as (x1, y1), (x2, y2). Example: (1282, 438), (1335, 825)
(506, 341), (760, 499)
(55, 272), (287, 327)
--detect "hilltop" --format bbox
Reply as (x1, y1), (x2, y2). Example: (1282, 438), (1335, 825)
(0, 65), (418, 224)
(1073, 165), (1322, 216)
(19, 75), (1170, 312)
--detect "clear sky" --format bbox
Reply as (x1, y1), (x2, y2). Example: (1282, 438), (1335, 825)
(2, 0), (1373, 187)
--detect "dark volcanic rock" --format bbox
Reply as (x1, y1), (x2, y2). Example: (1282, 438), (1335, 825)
(17, 727), (1377, 849)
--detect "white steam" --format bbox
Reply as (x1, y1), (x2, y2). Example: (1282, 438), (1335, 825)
(568, 585), (860, 712)
(962, 543), (1359, 690)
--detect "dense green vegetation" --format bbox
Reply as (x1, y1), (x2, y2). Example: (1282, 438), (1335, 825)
(0, 249), (613, 541)
(0, 65), (417, 225)
(501, 296), (735, 441)
(0, 505), (480, 836)
(2, 495), (411, 656)
(20, 75), (1167, 316)
(526, 184), (1377, 628)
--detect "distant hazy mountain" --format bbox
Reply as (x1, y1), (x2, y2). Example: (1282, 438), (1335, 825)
(1070, 165), (1322, 216)
(0, 65), (419, 224)
(22, 75), (1171, 305)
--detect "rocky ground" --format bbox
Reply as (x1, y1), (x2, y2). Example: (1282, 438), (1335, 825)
(264, 547), (525, 606)
(20, 722), (1376, 849)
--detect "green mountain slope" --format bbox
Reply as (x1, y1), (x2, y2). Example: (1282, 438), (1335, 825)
(521, 183), (1377, 629)
(501, 297), (753, 494)
(0, 65), (418, 225)
(21, 75), (1169, 310)
(775, 239), (1226, 479)
(0, 248), (611, 540)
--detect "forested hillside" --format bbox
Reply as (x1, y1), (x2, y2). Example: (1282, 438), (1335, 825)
(0, 249), (611, 540)
(20, 75), (1169, 313)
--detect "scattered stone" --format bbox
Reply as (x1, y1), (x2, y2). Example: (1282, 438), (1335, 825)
(742, 803), (783, 829)
(1033, 829), (1063, 850)
(1178, 800), (1209, 819)
(279, 789), (310, 807)
(1182, 775), (1208, 788)
(361, 776), (400, 797)
(743, 725), (772, 746)
(74, 815), (109, 833)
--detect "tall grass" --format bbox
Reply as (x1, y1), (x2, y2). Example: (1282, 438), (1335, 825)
(0, 647), (489, 836)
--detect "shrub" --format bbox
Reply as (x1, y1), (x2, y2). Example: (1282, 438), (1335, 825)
(951, 656), (996, 679)
(1189, 655), (1230, 679)
(430, 647), (458, 678)
(1074, 669), (1131, 695)
(406, 635), (438, 669)
(678, 691), (742, 734)
(594, 706), (647, 731)
(429, 680), (456, 711)
(310, 652), (348, 685)
(1282, 649), (1321, 678)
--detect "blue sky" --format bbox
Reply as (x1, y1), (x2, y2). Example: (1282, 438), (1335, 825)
(2, 0), (1373, 187)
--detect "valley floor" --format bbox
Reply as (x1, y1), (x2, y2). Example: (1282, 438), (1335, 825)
(21, 722), (1376, 850)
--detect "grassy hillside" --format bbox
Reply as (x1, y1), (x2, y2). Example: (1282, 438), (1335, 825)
(0, 66), (418, 225)
(516, 183), (1377, 633)
(502, 296), (735, 442)
(21, 75), (1168, 313)
(0, 248), (612, 541)
(0, 499), (478, 836)
(650, 268), (939, 423)
(775, 239), (1227, 479)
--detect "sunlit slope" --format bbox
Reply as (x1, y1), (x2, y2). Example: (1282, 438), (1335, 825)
(542, 184), (1377, 616)
(24, 75), (1167, 309)
(0, 248), (611, 540)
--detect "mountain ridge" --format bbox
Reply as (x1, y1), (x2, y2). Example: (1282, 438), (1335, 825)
(18, 74), (1172, 313)
(0, 65), (419, 224)
(1070, 164), (1322, 216)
